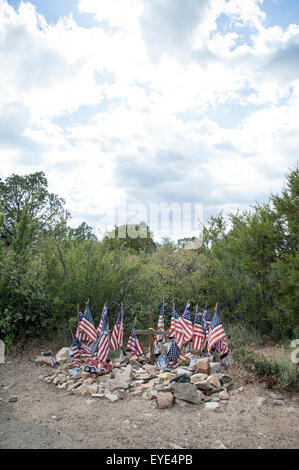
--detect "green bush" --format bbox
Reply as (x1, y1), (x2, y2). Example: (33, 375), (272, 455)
(233, 345), (299, 391)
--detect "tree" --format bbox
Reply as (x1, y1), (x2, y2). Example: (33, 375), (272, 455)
(0, 172), (68, 245)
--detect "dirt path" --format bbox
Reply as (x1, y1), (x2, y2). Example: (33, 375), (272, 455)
(0, 348), (298, 449)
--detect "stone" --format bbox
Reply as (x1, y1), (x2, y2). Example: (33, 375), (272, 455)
(158, 372), (176, 382)
(194, 382), (214, 392)
(117, 389), (127, 400)
(169, 373), (190, 384)
(205, 402), (220, 411)
(71, 384), (91, 396)
(105, 392), (119, 402)
(55, 347), (69, 362)
(149, 390), (158, 400)
(130, 389), (143, 396)
(196, 357), (210, 375)
(91, 393), (104, 398)
(67, 381), (83, 391)
(8, 396), (18, 403)
(190, 373), (208, 384)
(170, 383), (202, 405)
(219, 390), (230, 400)
(81, 371), (93, 380)
(215, 440), (227, 449)
(210, 396), (220, 402)
(34, 356), (53, 366)
(206, 375), (221, 388)
(105, 379), (130, 392)
(83, 378), (95, 385)
(209, 362), (221, 374)
(287, 407), (299, 416)
(156, 392), (174, 409)
(114, 364), (133, 382)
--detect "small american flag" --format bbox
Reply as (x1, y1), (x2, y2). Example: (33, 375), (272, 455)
(208, 310), (229, 356)
(126, 327), (145, 356)
(78, 302), (98, 344)
(192, 311), (205, 351)
(110, 307), (124, 351)
(72, 335), (92, 358)
(168, 301), (177, 338)
(155, 302), (166, 343)
(97, 305), (109, 337)
(202, 309), (211, 352)
(176, 303), (193, 348)
(167, 339), (181, 367)
(97, 307), (110, 362)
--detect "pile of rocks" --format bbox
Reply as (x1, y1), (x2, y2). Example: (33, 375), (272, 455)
(39, 347), (234, 410)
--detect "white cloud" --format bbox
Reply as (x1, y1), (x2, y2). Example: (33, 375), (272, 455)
(0, 0), (298, 237)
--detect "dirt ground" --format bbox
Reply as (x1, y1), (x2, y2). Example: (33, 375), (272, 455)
(0, 343), (298, 450)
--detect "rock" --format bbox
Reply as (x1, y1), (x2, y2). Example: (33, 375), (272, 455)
(67, 381), (83, 391)
(170, 383), (202, 405)
(196, 357), (210, 375)
(170, 442), (185, 449)
(169, 373), (190, 384)
(105, 379), (130, 392)
(219, 390), (230, 400)
(269, 393), (284, 401)
(158, 372), (176, 382)
(91, 393), (104, 398)
(210, 396), (220, 402)
(81, 371), (93, 380)
(83, 378), (95, 385)
(215, 440), (227, 449)
(194, 382), (214, 392)
(71, 384), (91, 396)
(206, 374), (221, 388)
(238, 386), (244, 392)
(55, 347), (69, 362)
(117, 389), (127, 400)
(149, 390), (158, 400)
(190, 373), (208, 384)
(130, 389), (143, 396)
(8, 396), (17, 403)
(273, 400), (283, 406)
(209, 362), (221, 374)
(287, 407), (299, 416)
(156, 392), (174, 409)
(198, 390), (205, 400)
(34, 356), (53, 366)
(218, 373), (233, 386)
(205, 402), (220, 411)
(114, 364), (133, 382)
(105, 392), (119, 402)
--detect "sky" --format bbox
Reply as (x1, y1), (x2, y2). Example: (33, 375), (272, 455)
(0, 0), (298, 241)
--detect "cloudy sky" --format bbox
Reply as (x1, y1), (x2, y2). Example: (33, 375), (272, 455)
(0, 0), (298, 240)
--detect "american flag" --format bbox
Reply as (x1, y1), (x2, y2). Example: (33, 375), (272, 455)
(97, 307), (110, 362)
(192, 311), (205, 351)
(97, 305), (109, 337)
(126, 327), (145, 356)
(178, 352), (193, 363)
(167, 339), (181, 367)
(110, 307), (124, 351)
(176, 303), (193, 348)
(78, 302), (98, 343)
(208, 310), (229, 356)
(155, 302), (166, 343)
(72, 335), (92, 359)
(168, 301), (177, 338)
(202, 309), (211, 352)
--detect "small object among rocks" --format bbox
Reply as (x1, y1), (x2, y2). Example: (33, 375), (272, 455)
(205, 402), (220, 411)
(8, 396), (18, 403)
(156, 392), (174, 409)
(219, 390), (230, 400)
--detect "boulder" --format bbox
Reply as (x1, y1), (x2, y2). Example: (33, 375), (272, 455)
(206, 374), (221, 388)
(196, 357), (210, 375)
(55, 347), (69, 362)
(190, 373), (208, 384)
(170, 383), (202, 405)
(156, 392), (174, 409)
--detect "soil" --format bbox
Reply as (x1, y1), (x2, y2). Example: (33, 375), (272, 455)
(0, 342), (298, 449)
